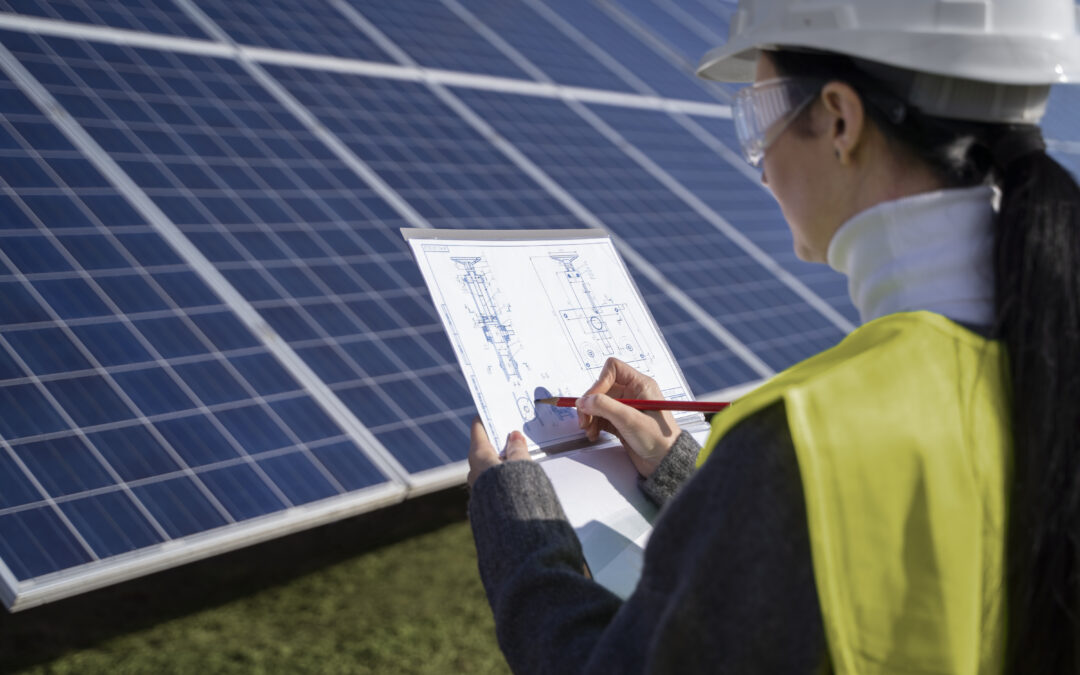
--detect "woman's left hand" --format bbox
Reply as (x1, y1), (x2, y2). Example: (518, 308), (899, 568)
(467, 416), (532, 488)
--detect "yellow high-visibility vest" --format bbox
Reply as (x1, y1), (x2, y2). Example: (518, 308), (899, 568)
(699, 311), (1010, 674)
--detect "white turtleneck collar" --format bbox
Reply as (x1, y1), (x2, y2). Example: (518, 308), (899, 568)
(826, 185), (996, 327)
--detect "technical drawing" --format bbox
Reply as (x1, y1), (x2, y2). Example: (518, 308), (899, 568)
(408, 231), (696, 453)
(453, 255), (523, 384)
(540, 252), (651, 375)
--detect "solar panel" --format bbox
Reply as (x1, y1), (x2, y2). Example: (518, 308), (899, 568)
(452, 89), (848, 368)
(195, 0), (392, 62)
(535, 0), (729, 102)
(0, 0), (1073, 610)
(344, 0), (532, 81)
(0, 52), (400, 607)
(0, 0), (208, 38)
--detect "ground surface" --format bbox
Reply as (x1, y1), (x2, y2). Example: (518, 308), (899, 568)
(0, 487), (510, 674)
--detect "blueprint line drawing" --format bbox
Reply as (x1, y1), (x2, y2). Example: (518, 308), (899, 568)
(451, 255), (540, 424)
(452, 255), (523, 384)
(539, 251), (651, 375)
(406, 230), (695, 453)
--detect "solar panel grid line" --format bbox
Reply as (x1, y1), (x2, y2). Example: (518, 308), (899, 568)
(0, 557), (18, 605)
(0, 245), (329, 527)
(0, 8), (734, 117)
(0, 1), (820, 604)
(438, 96), (777, 376)
(324, 0), (422, 69)
(513, 4), (848, 326)
(59, 27), (461, 408)
(570, 103), (856, 333)
(321, 3), (781, 377)
(512, 0), (657, 97)
(0, 56), (281, 535)
(643, 0), (728, 47)
(145, 2), (479, 483)
(0, 433), (359, 521)
(318, 2), (765, 370)
(0, 36), (413, 488)
(252, 47), (733, 117)
(0, 0), (211, 38)
(8, 477), (405, 611)
(0, 258), (241, 534)
(605, 0), (716, 67)
(435, 0), (550, 83)
(192, 0), (395, 63)
(201, 55), (440, 238)
(173, 110), (474, 466)
(591, 0), (712, 88)
(666, 111), (764, 189)
(0, 439), (103, 561)
(459, 0), (730, 111)
(292, 0), (735, 118)
(0, 10), (233, 58)
(321, 6), (776, 377)
(701, 377), (764, 405)
(431, 5), (852, 335)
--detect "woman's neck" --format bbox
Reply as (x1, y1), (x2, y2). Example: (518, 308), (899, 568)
(826, 186), (996, 326)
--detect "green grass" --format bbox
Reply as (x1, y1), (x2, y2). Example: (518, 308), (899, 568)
(0, 488), (510, 674)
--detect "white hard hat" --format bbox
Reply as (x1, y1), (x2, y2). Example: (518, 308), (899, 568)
(697, 0), (1080, 123)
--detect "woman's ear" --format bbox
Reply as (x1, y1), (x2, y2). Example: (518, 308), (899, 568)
(820, 81), (865, 165)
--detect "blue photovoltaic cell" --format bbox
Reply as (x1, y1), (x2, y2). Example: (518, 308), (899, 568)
(193, 0), (392, 63)
(0, 506), (93, 580)
(3, 31), (515, 474)
(267, 66), (582, 229)
(0, 53), (391, 585)
(265, 67), (763, 420)
(455, 0), (638, 93)
(607, 0), (721, 67)
(3, 0), (1069, 608)
(590, 104), (857, 324)
(456, 88), (847, 370)
(132, 477), (229, 538)
(348, 0), (531, 81)
(0, 0), (209, 39)
(542, 0), (727, 103)
(630, 272), (760, 391)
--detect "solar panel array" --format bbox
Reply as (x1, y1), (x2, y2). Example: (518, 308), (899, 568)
(0, 0), (1077, 610)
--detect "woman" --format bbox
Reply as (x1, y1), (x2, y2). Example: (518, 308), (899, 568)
(467, 0), (1080, 672)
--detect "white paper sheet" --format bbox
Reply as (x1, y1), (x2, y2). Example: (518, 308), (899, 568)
(404, 228), (700, 452)
(404, 228), (709, 596)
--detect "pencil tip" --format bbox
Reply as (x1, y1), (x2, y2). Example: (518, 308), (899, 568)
(535, 397), (557, 405)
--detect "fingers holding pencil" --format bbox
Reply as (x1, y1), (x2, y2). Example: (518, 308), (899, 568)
(575, 358), (680, 478)
(578, 357), (665, 433)
(575, 392), (680, 477)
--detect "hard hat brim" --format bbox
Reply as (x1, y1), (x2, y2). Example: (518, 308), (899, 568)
(697, 30), (1080, 86)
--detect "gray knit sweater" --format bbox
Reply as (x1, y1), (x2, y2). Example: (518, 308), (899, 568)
(468, 402), (827, 673)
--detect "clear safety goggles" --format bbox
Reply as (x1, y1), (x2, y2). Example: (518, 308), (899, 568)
(732, 77), (824, 166)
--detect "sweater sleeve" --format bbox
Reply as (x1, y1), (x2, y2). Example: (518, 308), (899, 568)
(468, 402), (828, 674)
(638, 429), (700, 506)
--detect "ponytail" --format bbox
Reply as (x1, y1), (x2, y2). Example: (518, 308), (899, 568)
(994, 139), (1080, 674)
(768, 49), (1080, 673)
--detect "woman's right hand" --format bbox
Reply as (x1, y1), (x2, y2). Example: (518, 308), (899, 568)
(576, 357), (681, 478)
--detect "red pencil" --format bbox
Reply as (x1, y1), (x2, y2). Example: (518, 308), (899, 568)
(535, 396), (729, 413)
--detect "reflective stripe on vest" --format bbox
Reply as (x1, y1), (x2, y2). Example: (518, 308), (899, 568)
(699, 312), (1010, 674)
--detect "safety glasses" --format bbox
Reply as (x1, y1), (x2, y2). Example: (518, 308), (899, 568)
(732, 77), (824, 166)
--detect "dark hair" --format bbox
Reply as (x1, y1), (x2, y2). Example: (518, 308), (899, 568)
(769, 49), (1080, 673)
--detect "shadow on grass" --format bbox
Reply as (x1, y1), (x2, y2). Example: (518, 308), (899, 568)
(0, 485), (472, 672)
